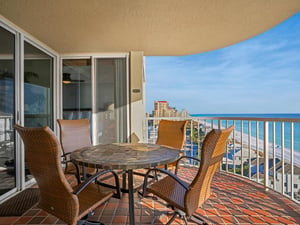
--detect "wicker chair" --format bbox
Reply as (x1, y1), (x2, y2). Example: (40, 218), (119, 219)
(15, 124), (121, 225)
(155, 120), (188, 169)
(57, 119), (96, 178)
(143, 126), (234, 225)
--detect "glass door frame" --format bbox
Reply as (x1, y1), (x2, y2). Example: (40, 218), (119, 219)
(21, 36), (59, 189)
(60, 54), (130, 145)
(0, 18), (59, 202)
(92, 55), (130, 144)
(0, 20), (19, 201)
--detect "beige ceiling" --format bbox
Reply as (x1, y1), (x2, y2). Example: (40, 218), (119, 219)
(0, 0), (300, 56)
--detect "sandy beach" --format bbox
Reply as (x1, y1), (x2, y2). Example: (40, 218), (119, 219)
(201, 121), (300, 167)
(232, 129), (300, 167)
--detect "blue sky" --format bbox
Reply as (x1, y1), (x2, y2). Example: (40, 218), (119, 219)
(145, 12), (300, 115)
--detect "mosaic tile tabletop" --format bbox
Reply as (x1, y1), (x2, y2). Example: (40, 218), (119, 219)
(71, 143), (180, 170)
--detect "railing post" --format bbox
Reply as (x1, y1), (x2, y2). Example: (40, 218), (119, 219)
(248, 121), (251, 179)
(233, 120), (236, 174)
(264, 121), (269, 190)
(225, 120), (229, 172)
(272, 122), (276, 191)
(241, 120), (243, 176)
(145, 118), (148, 143)
(198, 119), (201, 161)
(256, 121), (259, 182)
(281, 122), (285, 195)
(190, 119), (194, 159)
(290, 122), (294, 200)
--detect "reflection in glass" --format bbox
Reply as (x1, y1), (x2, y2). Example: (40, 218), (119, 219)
(95, 58), (127, 144)
(24, 42), (53, 182)
(0, 26), (16, 196)
(62, 59), (92, 123)
(24, 42), (53, 128)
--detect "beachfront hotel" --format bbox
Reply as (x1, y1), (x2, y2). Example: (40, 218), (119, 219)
(0, 1), (300, 224)
(151, 101), (189, 118)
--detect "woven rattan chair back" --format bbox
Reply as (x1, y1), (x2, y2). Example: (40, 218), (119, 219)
(156, 120), (188, 150)
(155, 120), (188, 168)
(57, 118), (93, 174)
(14, 124), (79, 224)
(185, 126), (234, 216)
(57, 118), (92, 155)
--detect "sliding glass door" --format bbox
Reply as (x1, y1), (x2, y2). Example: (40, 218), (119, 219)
(23, 41), (54, 183)
(0, 21), (56, 201)
(24, 41), (53, 128)
(62, 57), (128, 145)
(0, 26), (16, 196)
(94, 58), (128, 144)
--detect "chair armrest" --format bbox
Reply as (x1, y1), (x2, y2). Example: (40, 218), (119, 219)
(175, 156), (201, 174)
(73, 169), (122, 199)
(142, 167), (189, 197)
(61, 152), (73, 166)
(61, 152), (71, 160)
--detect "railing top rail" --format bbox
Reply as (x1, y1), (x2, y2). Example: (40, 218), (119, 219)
(146, 116), (300, 123)
(146, 117), (190, 121)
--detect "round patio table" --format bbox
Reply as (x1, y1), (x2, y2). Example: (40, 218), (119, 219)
(70, 143), (180, 225)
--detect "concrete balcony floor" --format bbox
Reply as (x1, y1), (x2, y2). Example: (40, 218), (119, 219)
(0, 166), (299, 225)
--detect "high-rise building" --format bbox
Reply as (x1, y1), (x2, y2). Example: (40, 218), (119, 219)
(152, 101), (175, 117)
(151, 100), (189, 118)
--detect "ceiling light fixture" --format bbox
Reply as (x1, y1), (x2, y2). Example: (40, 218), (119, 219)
(62, 73), (71, 84)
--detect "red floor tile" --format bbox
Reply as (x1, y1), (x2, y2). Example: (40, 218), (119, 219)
(13, 216), (32, 225)
(0, 217), (19, 225)
(0, 167), (299, 225)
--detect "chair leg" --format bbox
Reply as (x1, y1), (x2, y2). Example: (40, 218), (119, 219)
(84, 221), (104, 225)
(155, 209), (203, 225)
(182, 215), (189, 225)
(150, 210), (173, 225)
(190, 214), (208, 225)
(77, 220), (104, 225)
(165, 209), (208, 225)
(166, 212), (178, 225)
(78, 213), (105, 225)
(175, 210), (188, 225)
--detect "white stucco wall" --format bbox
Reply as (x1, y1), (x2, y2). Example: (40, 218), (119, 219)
(130, 51), (146, 143)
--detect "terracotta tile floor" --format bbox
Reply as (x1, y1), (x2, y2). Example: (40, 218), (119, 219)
(0, 166), (300, 225)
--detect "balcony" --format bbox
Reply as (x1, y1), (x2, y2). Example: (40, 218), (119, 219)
(0, 1), (300, 224)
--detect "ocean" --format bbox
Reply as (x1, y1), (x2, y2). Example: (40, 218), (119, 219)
(190, 113), (300, 153)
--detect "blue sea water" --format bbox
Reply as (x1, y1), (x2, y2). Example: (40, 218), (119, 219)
(190, 114), (300, 152)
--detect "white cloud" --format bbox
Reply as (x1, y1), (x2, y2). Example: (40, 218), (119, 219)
(146, 13), (300, 114)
